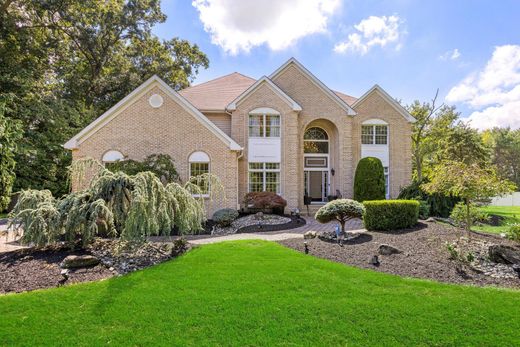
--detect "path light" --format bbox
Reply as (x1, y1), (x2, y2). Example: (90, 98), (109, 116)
(304, 241), (309, 254)
(370, 255), (380, 266)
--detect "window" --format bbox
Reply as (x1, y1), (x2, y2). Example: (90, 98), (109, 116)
(384, 166), (389, 198)
(102, 150), (124, 163)
(361, 125), (388, 145)
(248, 162), (280, 193)
(189, 151), (210, 194)
(248, 113), (280, 137)
(304, 127), (329, 153)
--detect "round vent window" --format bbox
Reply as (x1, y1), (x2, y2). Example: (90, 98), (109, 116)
(148, 94), (164, 108)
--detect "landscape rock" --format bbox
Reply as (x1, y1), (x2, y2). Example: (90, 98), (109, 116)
(304, 231), (317, 239)
(425, 217), (436, 223)
(488, 245), (520, 265)
(318, 230), (336, 242)
(60, 255), (100, 269)
(378, 244), (402, 255)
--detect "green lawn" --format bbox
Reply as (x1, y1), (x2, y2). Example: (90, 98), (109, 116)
(474, 205), (520, 234)
(1, 241), (519, 346)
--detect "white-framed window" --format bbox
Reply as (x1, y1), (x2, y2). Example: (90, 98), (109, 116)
(248, 162), (280, 193)
(384, 166), (389, 198)
(102, 150), (125, 163)
(189, 151), (210, 195)
(304, 127), (329, 154)
(248, 113), (280, 138)
(361, 125), (388, 145)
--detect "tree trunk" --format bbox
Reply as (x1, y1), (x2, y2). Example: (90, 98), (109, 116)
(465, 198), (472, 238)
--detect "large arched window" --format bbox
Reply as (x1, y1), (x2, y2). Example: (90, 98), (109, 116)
(304, 127), (329, 153)
(189, 151), (210, 194)
(102, 150), (124, 163)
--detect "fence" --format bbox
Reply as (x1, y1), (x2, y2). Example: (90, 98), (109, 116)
(490, 192), (520, 206)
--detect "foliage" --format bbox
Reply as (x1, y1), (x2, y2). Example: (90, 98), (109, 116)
(243, 192), (287, 214)
(107, 154), (179, 184)
(315, 199), (365, 234)
(9, 157), (226, 247)
(398, 179), (459, 217)
(450, 202), (488, 229)
(1, 0), (208, 196)
(506, 224), (520, 242)
(212, 208), (239, 227)
(363, 200), (419, 231)
(422, 161), (516, 231)
(482, 127), (520, 189)
(0, 100), (22, 211)
(417, 200), (430, 219)
(353, 157), (385, 202)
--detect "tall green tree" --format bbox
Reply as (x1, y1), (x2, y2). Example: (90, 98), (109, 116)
(0, 100), (22, 211)
(482, 127), (520, 190)
(0, 0), (208, 196)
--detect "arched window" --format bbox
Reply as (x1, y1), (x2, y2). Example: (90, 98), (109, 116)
(189, 151), (210, 194)
(304, 127), (329, 153)
(102, 150), (124, 163)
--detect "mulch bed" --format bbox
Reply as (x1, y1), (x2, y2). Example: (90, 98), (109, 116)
(237, 215), (305, 233)
(0, 247), (113, 294)
(278, 222), (520, 289)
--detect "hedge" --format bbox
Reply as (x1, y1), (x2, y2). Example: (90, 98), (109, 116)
(363, 200), (420, 231)
(354, 157), (385, 202)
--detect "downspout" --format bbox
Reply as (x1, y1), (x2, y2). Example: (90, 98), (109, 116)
(236, 149), (244, 210)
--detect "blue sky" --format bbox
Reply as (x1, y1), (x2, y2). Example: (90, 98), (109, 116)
(153, 0), (520, 129)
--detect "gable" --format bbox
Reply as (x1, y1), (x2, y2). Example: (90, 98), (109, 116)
(269, 58), (356, 116)
(352, 85), (416, 123)
(64, 76), (242, 151)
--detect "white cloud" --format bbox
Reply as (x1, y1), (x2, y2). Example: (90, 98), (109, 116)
(446, 45), (520, 130)
(439, 48), (461, 61)
(192, 0), (340, 55)
(334, 15), (404, 55)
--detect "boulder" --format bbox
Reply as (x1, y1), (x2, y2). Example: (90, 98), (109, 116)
(61, 255), (100, 269)
(425, 217), (436, 223)
(318, 230), (336, 242)
(378, 244), (402, 256)
(303, 231), (317, 239)
(488, 245), (520, 265)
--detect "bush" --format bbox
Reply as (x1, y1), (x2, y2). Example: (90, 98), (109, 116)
(449, 202), (488, 228)
(354, 157), (385, 202)
(363, 200), (419, 231)
(506, 224), (520, 242)
(418, 200), (430, 219)
(398, 179), (459, 217)
(243, 192), (287, 214)
(212, 208), (239, 227)
(315, 199), (364, 235)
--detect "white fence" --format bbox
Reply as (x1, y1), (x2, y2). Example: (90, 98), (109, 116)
(490, 192), (520, 206)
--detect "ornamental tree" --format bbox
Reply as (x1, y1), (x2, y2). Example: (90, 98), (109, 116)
(0, 101), (22, 211)
(315, 199), (365, 239)
(422, 161), (516, 232)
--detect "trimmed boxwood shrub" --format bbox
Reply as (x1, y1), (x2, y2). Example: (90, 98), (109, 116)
(354, 157), (385, 202)
(212, 208), (239, 227)
(363, 200), (419, 231)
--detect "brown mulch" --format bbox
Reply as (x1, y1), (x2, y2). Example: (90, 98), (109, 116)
(0, 247), (113, 294)
(278, 222), (520, 289)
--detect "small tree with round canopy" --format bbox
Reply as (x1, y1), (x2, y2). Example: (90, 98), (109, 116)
(315, 199), (365, 243)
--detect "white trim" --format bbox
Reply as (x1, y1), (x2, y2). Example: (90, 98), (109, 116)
(102, 150), (125, 163)
(227, 76), (302, 112)
(362, 118), (388, 125)
(64, 75), (243, 151)
(189, 151), (210, 162)
(352, 85), (416, 123)
(269, 58), (356, 116)
(249, 107), (280, 115)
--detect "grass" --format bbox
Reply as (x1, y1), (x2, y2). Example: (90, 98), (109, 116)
(1, 240), (520, 346)
(473, 205), (520, 234)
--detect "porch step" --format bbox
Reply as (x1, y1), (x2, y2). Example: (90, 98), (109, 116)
(301, 205), (324, 216)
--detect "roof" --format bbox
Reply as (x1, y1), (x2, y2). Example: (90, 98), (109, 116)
(351, 85), (416, 123)
(179, 72), (256, 111)
(269, 58), (357, 116)
(64, 75), (243, 151)
(333, 90), (358, 106)
(227, 76), (302, 112)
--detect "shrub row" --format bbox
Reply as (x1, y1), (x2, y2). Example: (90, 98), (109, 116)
(363, 200), (419, 231)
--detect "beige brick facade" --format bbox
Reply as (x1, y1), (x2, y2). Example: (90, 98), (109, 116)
(67, 59), (413, 216)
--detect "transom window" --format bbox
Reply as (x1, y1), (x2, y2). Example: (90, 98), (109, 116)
(249, 113), (280, 138)
(189, 151), (210, 195)
(362, 125), (388, 145)
(248, 162), (280, 193)
(304, 127), (329, 153)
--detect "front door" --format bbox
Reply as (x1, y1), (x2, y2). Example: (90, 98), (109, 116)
(304, 170), (328, 202)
